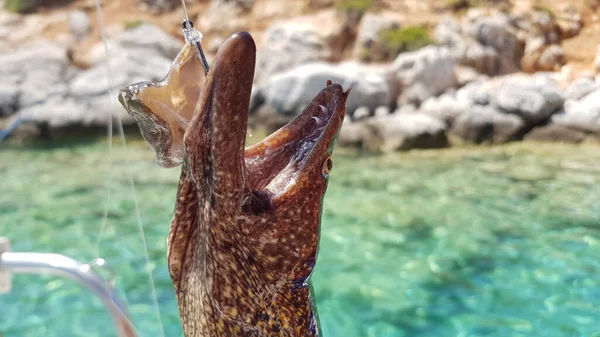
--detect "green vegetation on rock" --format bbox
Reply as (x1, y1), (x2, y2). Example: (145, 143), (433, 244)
(4, 0), (38, 13)
(445, 0), (511, 11)
(336, 0), (374, 12)
(125, 20), (145, 30)
(380, 26), (434, 54)
(533, 5), (555, 18)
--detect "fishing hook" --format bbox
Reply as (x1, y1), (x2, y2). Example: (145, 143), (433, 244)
(182, 19), (210, 75)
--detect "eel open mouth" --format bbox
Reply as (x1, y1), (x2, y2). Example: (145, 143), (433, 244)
(118, 31), (349, 201)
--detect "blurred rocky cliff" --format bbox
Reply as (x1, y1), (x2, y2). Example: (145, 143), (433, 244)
(1, 0), (600, 149)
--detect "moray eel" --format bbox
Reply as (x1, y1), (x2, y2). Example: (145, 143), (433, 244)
(118, 32), (349, 336)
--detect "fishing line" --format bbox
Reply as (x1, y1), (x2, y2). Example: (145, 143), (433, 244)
(93, 1), (165, 336)
(180, 0), (189, 22)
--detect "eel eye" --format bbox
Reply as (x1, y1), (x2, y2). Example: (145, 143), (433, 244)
(322, 155), (333, 178)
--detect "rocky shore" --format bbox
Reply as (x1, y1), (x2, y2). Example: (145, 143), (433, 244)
(1, 0), (600, 151)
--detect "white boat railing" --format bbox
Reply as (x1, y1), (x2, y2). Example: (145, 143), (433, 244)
(0, 237), (138, 337)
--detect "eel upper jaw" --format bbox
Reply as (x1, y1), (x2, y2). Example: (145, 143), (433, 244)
(182, 32), (256, 215)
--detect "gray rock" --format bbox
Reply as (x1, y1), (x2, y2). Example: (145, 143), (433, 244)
(451, 105), (525, 144)
(255, 9), (349, 83)
(252, 62), (393, 119)
(530, 11), (556, 40)
(0, 85), (19, 117)
(0, 40), (71, 110)
(494, 75), (564, 125)
(537, 45), (565, 71)
(70, 51), (172, 98)
(470, 13), (524, 73)
(455, 65), (486, 86)
(374, 106), (390, 117)
(139, 0), (180, 12)
(435, 16), (505, 75)
(69, 10), (91, 41)
(338, 117), (369, 148)
(392, 45), (458, 105)
(363, 113), (448, 152)
(19, 95), (128, 128)
(353, 106), (371, 120)
(394, 104), (418, 115)
(595, 45), (600, 72)
(460, 42), (499, 75)
(196, 0), (250, 51)
(213, 0), (255, 9)
(565, 76), (598, 100)
(434, 17), (463, 46)
(85, 23), (181, 67)
(557, 19), (582, 39)
(352, 12), (403, 62)
(19, 97), (87, 127)
(553, 90), (600, 133)
(524, 36), (546, 55)
(419, 93), (468, 126)
(456, 80), (495, 106)
(525, 124), (587, 143)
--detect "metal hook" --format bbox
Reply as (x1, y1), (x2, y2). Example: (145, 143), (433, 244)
(182, 19), (210, 75)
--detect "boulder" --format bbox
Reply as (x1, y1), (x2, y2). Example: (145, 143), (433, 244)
(353, 106), (371, 120)
(394, 103), (418, 115)
(70, 51), (172, 98)
(434, 17), (463, 46)
(215, 0), (255, 10)
(565, 76), (598, 100)
(459, 41), (499, 75)
(363, 113), (449, 152)
(374, 106), (390, 117)
(0, 40), (72, 112)
(139, 0), (181, 12)
(352, 11), (403, 62)
(19, 97), (89, 127)
(451, 105), (525, 144)
(455, 65), (487, 86)
(419, 93), (468, 126)
(468, 12), (525, 74)
(392, 45), (458, 105)
(69, 10), (91, 41)
(0, 84), (19, 117)
(255, 9), (351, 83)
(196, 0), (250, 52)
(529, 11), (560, 44)
(525, 124), (587, 143)
(78, 23), (181, 68)
(523, 43), (565, 73)
(493, 74), (564, 125)
(338, 117), (370, 148)
(557, 19), (582, 39)
(436, 17), (501, 75)
(552, 90), (600, 133)
(456, 79), (495, 106)
(251, 62), (394, 119)
(595, 45), (600, 73)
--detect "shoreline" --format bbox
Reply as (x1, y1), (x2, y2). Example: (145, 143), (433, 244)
(2, 127), (599, 154)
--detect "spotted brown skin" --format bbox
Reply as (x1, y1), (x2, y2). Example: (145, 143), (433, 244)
(119, 32), (349, 337)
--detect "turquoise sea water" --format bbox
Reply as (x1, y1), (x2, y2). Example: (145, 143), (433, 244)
(0, 140), (599, 337)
